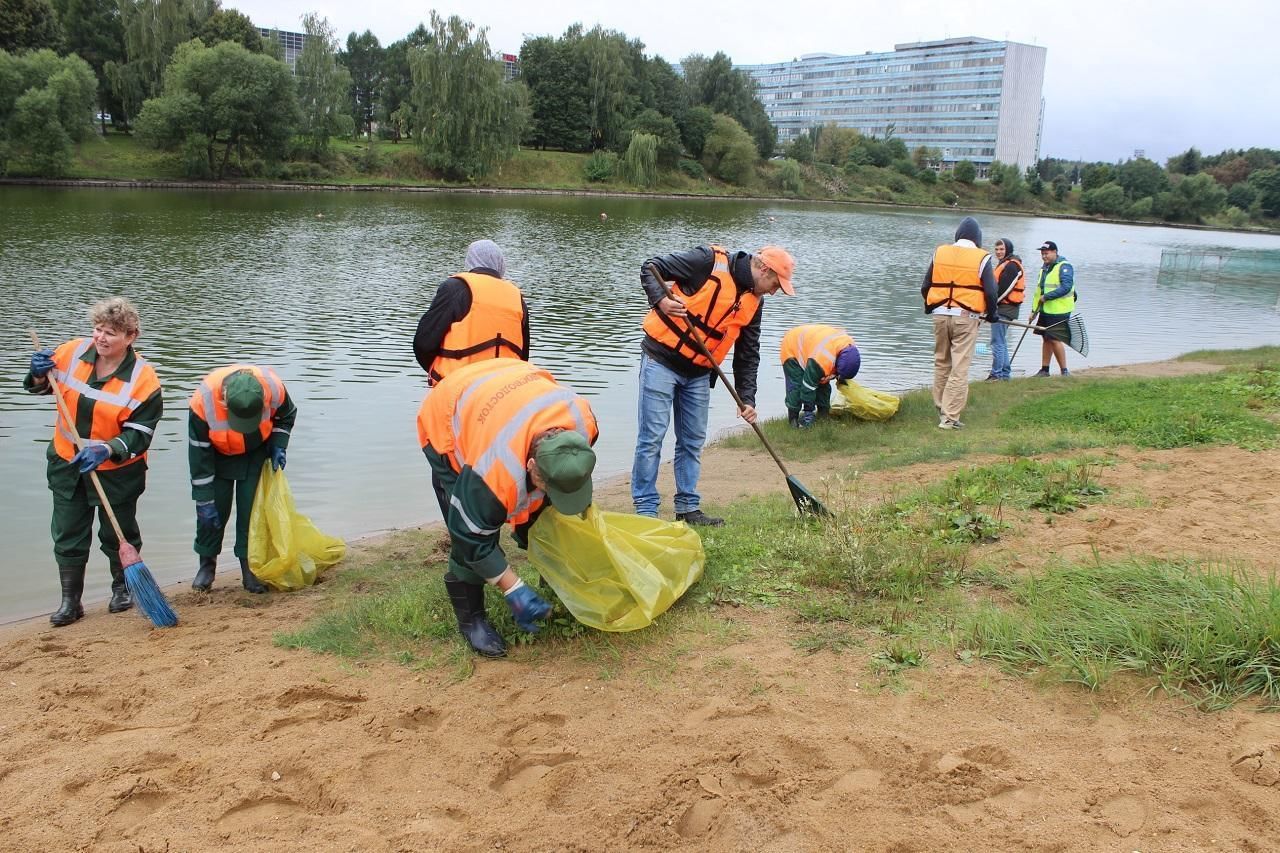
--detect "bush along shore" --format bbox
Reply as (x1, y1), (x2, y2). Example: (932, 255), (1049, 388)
(280, 347), (1280, 707)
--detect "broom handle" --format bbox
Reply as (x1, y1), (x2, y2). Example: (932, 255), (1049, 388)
(28, 330), (130, 545)
(647, 266), (792, 477)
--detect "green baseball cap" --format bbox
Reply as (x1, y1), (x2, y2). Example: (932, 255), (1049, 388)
(535, 431), (596, 515)
(222, 370), (264, 433)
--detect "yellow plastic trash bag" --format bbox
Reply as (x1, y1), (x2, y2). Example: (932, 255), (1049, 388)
(527, 506), (704, 632)
(833, 379), (901, 421)
(248, 466), (346, 591)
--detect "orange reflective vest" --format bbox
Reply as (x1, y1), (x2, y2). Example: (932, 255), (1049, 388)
(49, 338), (161, 470)
(995, 257), (1025, 305)
(189, 365), (287, 456)
(780, 324), (855, 381)
(429, 272), (526, 383)
(417, 359), (599, 528)
(642, 246), (760, 368)
(925, 244), (991, 314)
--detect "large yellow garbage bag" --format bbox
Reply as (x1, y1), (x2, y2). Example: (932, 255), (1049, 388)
(248, 466), (346, 591)
(833, 379), (901, 421)
(527, 507), (704, 632)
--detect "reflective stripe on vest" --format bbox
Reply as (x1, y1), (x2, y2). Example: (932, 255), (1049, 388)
(925, 244), (990, 314)
(995, 258), (1025, 305)
(418, 359), (598, 528)
(780, 324), (854, 381)
(190, 365), (286, 456)
(50, 338), (160, 470)
(430, 272), (526, 383)
(1036, 261), (1076, 314)
(641, 247), (761, 368)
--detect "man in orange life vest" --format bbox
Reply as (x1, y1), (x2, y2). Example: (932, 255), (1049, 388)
(633, 245), (795, 525)
(188, 366), (297, 593)
(984, 237), (1025, 381)
(418, 359), (599, 658)
(921, 217), (998, 429)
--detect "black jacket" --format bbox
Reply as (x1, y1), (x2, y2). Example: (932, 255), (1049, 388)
(640, 246), (762, 407)
(413, 267), (531, 373)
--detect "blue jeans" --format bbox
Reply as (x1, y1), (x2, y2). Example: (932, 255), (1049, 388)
(631, 352), (709, 516)
(990, 317), (1012, 379)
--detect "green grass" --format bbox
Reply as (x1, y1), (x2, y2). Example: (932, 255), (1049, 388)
(278, 348), (1280, 704)
(1006, 370), (1280, 450)
(1180, 346), (1280, 367)
(969, 560), (1280, 709)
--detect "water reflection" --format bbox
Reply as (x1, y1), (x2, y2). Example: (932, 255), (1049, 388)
(1, 186), (1278, 620)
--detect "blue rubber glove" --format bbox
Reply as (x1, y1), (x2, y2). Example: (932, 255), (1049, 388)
(196, 500), (220, 530)
(504, 581), (551, 633)
(798, 408), (816, 429)
(71, 444), (111, 473)
(30, 348), (55, 378)
(270, 445), (287, 471)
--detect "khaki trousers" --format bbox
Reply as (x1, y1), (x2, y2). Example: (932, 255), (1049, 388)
(932, 315), (980, 422)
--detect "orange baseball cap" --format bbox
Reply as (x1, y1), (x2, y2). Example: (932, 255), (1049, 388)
(757, 246), (795, 295)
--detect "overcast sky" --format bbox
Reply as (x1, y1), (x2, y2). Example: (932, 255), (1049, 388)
(233, 0), (1278, 164)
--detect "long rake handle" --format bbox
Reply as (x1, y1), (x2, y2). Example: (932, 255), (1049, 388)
(647, 267), (793, 478)
(29, 330), (130, 546)
(1009, 310), (1038, 364)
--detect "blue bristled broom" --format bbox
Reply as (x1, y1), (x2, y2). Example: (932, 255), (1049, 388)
(32, 331), (179, 628)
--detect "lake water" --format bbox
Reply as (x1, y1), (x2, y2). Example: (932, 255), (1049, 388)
(2, 185), (1278, 622)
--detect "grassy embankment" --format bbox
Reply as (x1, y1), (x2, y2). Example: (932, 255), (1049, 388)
(39, 131), (1125, 219)
(278, 347), (1280, 707)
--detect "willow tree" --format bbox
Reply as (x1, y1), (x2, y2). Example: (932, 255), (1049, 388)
(408, 11), (528, 180)
(620, 132), (656, 187)
(296, 12), (352, 156)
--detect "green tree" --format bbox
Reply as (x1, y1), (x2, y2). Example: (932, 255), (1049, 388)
(1225, 182), (1256, 211)
(1024, 165), (1044, 196)
(117, 0), (216, 98)
(953, 159), (976, 184)
(676, 104), (712, 159)
(378, 24), (430, 143)
(684, 50), (774, 158)
(296, 13), (353, 155)
(519, 31), (589, 151)
(1115, 157), (1168, 200)
(776, 157), (803, 195)
(135, 38), (298, 178)
(50, 0), (124, 133)
(1247, 167), (1280, 217)
(784, 132), (813, 164)
(1166, 146), (1201, 175)
(1, 0), (63, 53)
(701, 112), (756, 185)
(407, 12), (528, 180)
(0, 49), (94, 175)
(1052, 174), (1070, 201)
(815, 123), (858, 166)
(912, 144), (941, 170)
(626, 108), (680, 168)
(1080, 182), (1127, 215)
(620, 131), (656, 187)
(198, 8), (262, 52)
(581, 25), (630, 150)
(1162, 172), (1226, 222)
(341, 29), (381, 139)
(1081, 163), (1112, 191)
(1207, 156), (1252, 187)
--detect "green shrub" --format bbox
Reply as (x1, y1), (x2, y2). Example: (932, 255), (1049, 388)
(892, 158), (917, 177)
(887, 174), (908, 193)
(583, 149), (617, 182)
(677, 158), (705, 179)
(620, 132), (658, 187)
(776, 157), (804, 194)
(918, 168), (937, 185)
(939, 190), (958, 206)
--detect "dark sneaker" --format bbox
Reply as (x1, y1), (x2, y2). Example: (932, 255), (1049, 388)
(1035, 368), (1051, 377)
(1060, 369), (1071, 377)
(938, 418), (966, 430)
(984, 374), (999, 382)
(676, 509), (725, 527)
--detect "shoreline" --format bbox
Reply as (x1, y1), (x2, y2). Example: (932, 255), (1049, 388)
(0, 354), (1228, 633)
(2, 176), (1273, 235)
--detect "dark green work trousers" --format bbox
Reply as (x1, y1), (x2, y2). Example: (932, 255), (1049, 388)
(194, 452), (268, 560)
(51, 475), (141, 572)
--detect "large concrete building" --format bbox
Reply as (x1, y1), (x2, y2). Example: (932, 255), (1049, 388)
(741, 37), (1047, 172)
(258, 28), (307, 72)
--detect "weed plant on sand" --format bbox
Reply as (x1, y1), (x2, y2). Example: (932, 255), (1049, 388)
(969, 560), (1280, 709)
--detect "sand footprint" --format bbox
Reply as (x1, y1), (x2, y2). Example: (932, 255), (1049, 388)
(489, 751), (576, 795)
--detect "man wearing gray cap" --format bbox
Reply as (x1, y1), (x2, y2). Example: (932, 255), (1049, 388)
(412, 239), (530, 384)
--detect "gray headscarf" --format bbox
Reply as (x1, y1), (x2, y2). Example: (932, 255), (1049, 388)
(465, 239), (506, 278)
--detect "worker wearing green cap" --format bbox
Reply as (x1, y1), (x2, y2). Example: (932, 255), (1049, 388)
(187, 365), (297, 593)
(417, 358), (599, 657)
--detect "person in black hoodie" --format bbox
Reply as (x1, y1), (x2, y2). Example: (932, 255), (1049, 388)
(921, 217), (998, 429)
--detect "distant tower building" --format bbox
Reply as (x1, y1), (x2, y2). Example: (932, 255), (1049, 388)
(258, 27), (307, 73)
(741, 37), (1047, 173)
(1133, 149), (1146, 160)
(499, 52), (519, 81)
